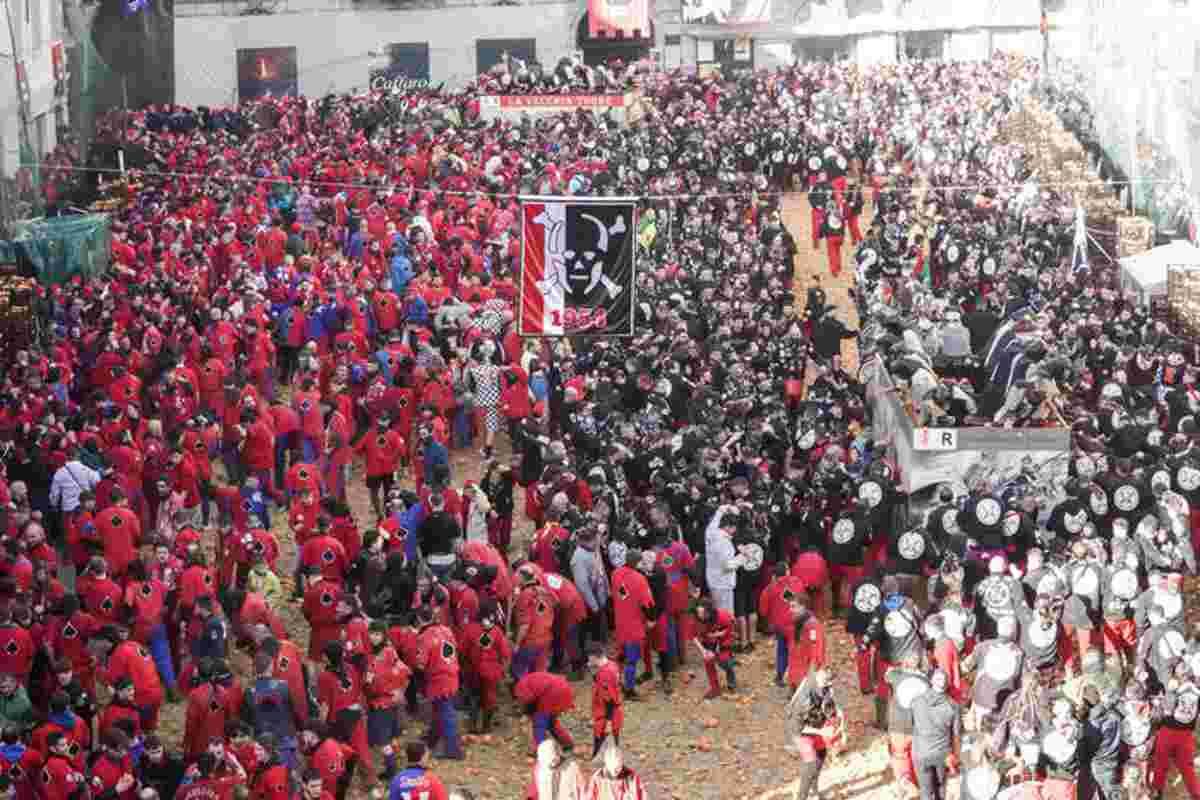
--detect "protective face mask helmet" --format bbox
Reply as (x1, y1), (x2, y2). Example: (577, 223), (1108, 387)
(602, 739), (624, 777)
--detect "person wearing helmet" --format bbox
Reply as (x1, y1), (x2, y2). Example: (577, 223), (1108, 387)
(524, 737), (582, 800)
(586, 737), (647, 800)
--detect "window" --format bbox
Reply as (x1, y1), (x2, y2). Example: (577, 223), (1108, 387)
(476, 38), (536, 75)
(373, 43), (430, 82)
(904, 31), (945, 60)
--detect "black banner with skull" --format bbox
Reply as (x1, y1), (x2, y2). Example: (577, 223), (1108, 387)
(519, 197), (637, 337)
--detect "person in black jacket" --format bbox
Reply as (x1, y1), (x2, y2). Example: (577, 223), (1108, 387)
(911, 669), (961, 800)
(1080, 684), (1121, 800)
(812, 312), (858, 366)
(137, 734), (186, 799)
(416, 493), (461, 581)
(480, 461), (515, 557)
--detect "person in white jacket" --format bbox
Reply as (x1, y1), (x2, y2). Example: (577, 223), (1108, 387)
(705, 506), (745, 613)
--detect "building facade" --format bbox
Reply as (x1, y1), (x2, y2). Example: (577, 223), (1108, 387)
(173, 0), (1060, 106)
(0, 0), (67, 177)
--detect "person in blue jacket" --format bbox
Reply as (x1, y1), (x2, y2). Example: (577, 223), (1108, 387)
(390, 233), (415, 297)
(406, 294), (430, 330)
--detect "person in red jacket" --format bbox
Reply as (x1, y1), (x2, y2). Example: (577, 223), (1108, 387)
(250, 734), (293, 800)
(88, 728), (137, 800)
(925, 613), (964, 704)
(167, 445), (202, 527)
(511, 565), (556, 683)
(93, 625), (164, 731)
(786, 597), (828, 690)
(122, 560), (175, 695)
(461, 599), (510, 735)
(293, 380), (324, 465)
(544, 571), (587, 679)
(759, 563), (810, 688)
(513, 671), (575, 753)
(76, 557), (123, 625)
(321, 402), (352, 503)
(97, 678), (142, 741)
(237, 406), (278, 501)
(301, 572), (345, 661)
(354, 415), (404, 520)
(270, 402), (300, 499)
(93, 491), (140, 580)
(692, 599), (737, 700)
(183, 660), (242, 760)
(38, 732), (85, 800)
(611, 551), (655, 699)
(415, 605), (462, 760)
(303, 722), (352, 799)
(299, 520), (349, 584)
(0, 608), (33, 688)
(315, 642), (372, 780)
(0, 724), (41, 800)
(588, 645), (623, 758)
(364, 620), (410, 779)
(176, 749), (247, 800)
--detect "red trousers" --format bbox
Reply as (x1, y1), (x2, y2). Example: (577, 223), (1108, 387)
(1041, 778), (1077, 800)
(866, 538), (889, 570)
(811, 209), (824, 249)
(830, 564), (866, 612)
(1152, 726), (1200, 798)
(487, 515), (512, 553)
(848, 215), (862, 245)
(478, 677), (499, 711)
(1101, 618), (1136, 659)
(1190, 506), (1200, 554)
(826, 236), (844, 276)
(888, 732), (915, 787)
(875, 659), (896, 700)
(1062, 624), (1095, 672)
(852, 635), (874, 694)
(793, 734), (827, 762)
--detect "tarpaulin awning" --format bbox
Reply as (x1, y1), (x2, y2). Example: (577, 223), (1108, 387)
(1119, 240), (1200, 305)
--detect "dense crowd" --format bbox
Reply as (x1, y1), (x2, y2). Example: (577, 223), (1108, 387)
(0, 49), (1194, 800)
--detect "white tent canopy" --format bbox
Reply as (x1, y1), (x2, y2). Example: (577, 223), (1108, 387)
(1119, 240), (1200, 306)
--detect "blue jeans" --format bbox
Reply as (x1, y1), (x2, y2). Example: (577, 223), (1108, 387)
(278, 737), (298, 770)
(532, 712), (558, 745)
(427, 561), (454, 584)
(663, 617), (680, 662)
(430, 696), (461, 757)
(222, 442), (243, 484)
(775, 633), (790, 682)
(453, 406), (473, 449)
(148, 624), (176, 690)
(622, 642), (641, 690)
(511, 646), (544, 682)
(552, 623), (581, 670)
(301, 436), (319, 465)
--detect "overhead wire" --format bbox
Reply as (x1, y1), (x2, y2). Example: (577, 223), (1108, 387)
(23, 159), (1191, 203)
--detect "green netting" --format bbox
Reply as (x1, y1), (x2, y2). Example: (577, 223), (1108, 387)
(73, 34), (118, 169)
(13, 214), (111, 284)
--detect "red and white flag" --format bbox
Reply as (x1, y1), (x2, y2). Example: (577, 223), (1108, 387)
(519, 198), (637, 337)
